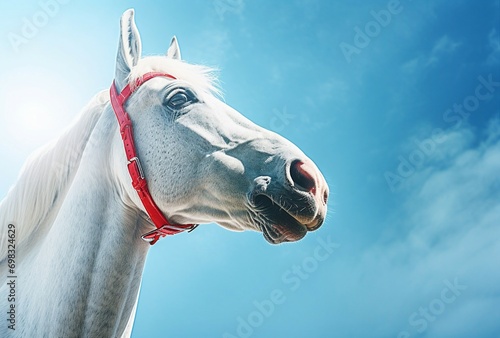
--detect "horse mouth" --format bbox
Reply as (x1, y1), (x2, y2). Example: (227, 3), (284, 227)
(252, 194), (320, 244)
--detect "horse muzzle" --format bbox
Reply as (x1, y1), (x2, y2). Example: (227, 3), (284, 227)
(249, 159), (329, 244)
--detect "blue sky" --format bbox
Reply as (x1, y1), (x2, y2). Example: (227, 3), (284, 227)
(1, 1), (499, 337)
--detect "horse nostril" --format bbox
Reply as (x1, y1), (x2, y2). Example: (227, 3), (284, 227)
(290, 160), (317, 194)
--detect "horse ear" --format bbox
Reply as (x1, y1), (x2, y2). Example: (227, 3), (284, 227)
(166, 36), (182, 60)
(115, 9), (142, 92)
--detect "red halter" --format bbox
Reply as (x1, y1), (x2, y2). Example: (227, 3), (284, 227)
(110, 72), (198, 245)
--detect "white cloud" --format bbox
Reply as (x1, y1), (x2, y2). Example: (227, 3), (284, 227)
(401, 57), (420, 73)
(319, 117), (500, 337)
(431, 35), (462, 54)
(425, 35), (462, 66)
(402, 35), (462, 72)
(386, 117), (500, 335)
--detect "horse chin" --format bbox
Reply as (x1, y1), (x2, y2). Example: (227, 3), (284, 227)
(250, 194), (313, 244)
(262, 223), (307, 244)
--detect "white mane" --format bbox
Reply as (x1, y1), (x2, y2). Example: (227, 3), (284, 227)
(0, 91), (108, 261)
(129, 56), (221, 96)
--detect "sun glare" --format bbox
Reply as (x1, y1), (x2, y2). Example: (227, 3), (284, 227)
(1, 68), (76, 149)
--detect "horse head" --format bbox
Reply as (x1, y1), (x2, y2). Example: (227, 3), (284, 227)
(112, 10), (329, 244)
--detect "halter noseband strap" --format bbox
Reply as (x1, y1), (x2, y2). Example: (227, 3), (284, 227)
(109, 72), (198, 245)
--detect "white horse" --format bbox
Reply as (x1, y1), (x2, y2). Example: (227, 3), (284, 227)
(0, 9), (328, 337)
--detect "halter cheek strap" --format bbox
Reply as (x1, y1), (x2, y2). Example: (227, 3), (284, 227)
(109, 72), (198, 245)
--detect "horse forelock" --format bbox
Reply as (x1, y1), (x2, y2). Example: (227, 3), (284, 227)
(128, 56), (222, 97)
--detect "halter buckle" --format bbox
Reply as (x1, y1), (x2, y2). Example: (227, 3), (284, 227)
(128, 157), (145, 179)
(140, 224), (199, 243)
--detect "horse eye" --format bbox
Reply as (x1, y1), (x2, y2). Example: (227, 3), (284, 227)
(166, 89), (196, 110)
(169, 93), (188, 107)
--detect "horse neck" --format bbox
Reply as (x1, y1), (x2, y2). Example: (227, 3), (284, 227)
(18, 106), (152, 338)
(0, 91), (108, 262)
